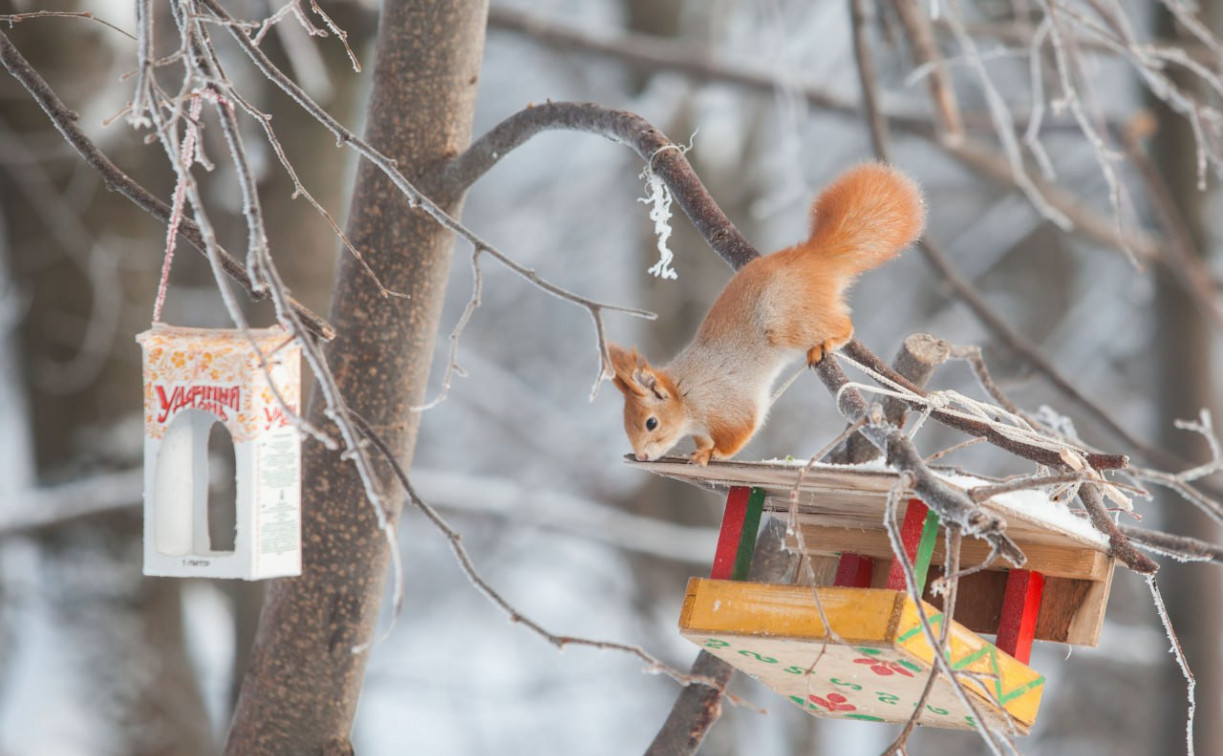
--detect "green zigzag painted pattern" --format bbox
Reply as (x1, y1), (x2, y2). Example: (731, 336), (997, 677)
(897, 613), (1045, 705)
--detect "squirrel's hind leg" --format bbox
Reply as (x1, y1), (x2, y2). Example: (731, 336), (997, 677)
(806, 316), (854, 365)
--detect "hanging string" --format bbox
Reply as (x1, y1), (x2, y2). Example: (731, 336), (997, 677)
(152, 94), (205, 323)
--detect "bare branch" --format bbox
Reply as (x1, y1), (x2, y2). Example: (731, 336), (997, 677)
(893, 0), (965, 139)
(881, 480), (1016, 755)
(1146, 574), (1198, 754)
(351, 413), (740, 696)
(196, 2), (653, 398)
(645, 518), (797, 756)
(1121, 525), (1223, 564)
(850, 0), (890, 159)
(0, 10), (135, 40)
(842, 340), (1128, 470)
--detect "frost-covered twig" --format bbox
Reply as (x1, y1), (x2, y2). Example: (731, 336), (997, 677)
(816, 356), (1028, 567)
(1147, 575), (1197, 756)
(893, 0), (965, 140)
(1171, 410), (1223, 482)
(0, 10), (135, 40)
(350, 413), (753, 700)
(940, 0), (1071, 230)
(1121, 525), (1223, 565)
(0, 30), (336, 340)
(881, 478), (1018, 756)
(199, 1), (655, 397)
(838, 344), (1127, 470)
(885, 525), (964, 755)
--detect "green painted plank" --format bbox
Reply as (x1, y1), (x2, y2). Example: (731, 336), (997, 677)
(731, 487), (766, 580)
(914, 510), (941, 595)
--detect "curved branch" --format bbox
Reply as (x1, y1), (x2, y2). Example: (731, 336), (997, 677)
(443, 101), (760, 270)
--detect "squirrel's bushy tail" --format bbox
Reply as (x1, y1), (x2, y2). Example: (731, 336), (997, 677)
(802, 163), (925, 277)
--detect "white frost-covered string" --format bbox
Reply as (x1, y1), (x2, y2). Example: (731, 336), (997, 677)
(638, 137), (695, 280)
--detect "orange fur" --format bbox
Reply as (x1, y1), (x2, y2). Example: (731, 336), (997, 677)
(610, 163), (925, 465)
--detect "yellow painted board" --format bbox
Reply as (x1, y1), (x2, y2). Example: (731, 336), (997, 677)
(680, 579), (1044, 732)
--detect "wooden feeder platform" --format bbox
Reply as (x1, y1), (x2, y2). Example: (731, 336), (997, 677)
(630, 458), (1118, 732)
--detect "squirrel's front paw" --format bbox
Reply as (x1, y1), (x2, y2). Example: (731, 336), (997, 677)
(689, 448), (713, 466)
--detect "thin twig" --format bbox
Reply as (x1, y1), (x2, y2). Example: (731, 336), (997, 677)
(0, 11), (135, 40)
(0, 29), (335, 340)
(1121, 525), (1223, 564)
(350, 413), (748, 698)
(197, 2), (655, 395)
(893, 0), (965, 140)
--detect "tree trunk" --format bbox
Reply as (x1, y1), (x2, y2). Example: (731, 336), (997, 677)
(224, 2), (489, 752)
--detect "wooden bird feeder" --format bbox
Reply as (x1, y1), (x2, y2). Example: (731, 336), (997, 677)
(629, 458), (1118, 733)
(136, 324), (302, 580)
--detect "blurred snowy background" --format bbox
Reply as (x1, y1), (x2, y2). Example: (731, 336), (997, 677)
(0, 0), (1219, 754)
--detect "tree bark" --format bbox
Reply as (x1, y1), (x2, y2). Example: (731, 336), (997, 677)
(224, 2), (489, 752)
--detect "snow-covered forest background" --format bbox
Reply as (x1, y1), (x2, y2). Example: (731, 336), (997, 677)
(0, 0), (1220, 754)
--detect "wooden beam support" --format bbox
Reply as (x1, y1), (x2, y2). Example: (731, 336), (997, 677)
(886, 499), (939, 594)
(833, 553), (875, 588)
(711, 487), (750, 580)
(996, 569), (1046, 664)
(731, 488), (766, 580)
(711, 487), (763, 581)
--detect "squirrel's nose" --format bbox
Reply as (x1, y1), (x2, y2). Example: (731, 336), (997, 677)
(634, 450), (650, 461)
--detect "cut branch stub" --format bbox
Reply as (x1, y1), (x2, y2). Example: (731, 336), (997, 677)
(831, 332), (950, 464)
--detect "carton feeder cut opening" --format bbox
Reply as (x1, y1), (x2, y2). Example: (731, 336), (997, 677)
(152, 409), (238, 557)
(207, 420), (237, 554)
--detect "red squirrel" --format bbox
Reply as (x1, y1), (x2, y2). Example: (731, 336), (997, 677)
(609, 163), (925, 466)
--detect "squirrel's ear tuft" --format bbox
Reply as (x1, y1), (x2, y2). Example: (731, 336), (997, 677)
(634, 365), (670, 402)
(608, 344), (646, 398)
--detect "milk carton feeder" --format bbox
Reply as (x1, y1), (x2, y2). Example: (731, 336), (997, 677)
(136, 325), (302, 579)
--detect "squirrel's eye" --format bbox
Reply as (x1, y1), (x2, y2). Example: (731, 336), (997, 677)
(646, 417), (659, 431)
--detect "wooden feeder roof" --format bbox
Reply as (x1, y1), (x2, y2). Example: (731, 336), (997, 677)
(627, 458), (1108, 554)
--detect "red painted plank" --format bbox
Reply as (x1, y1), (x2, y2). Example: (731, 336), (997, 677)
(711, 487), (750, 580)
(834, 553), (875, 588)
(885, 499), (931, 591)
(996, 569), (1046, 664)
